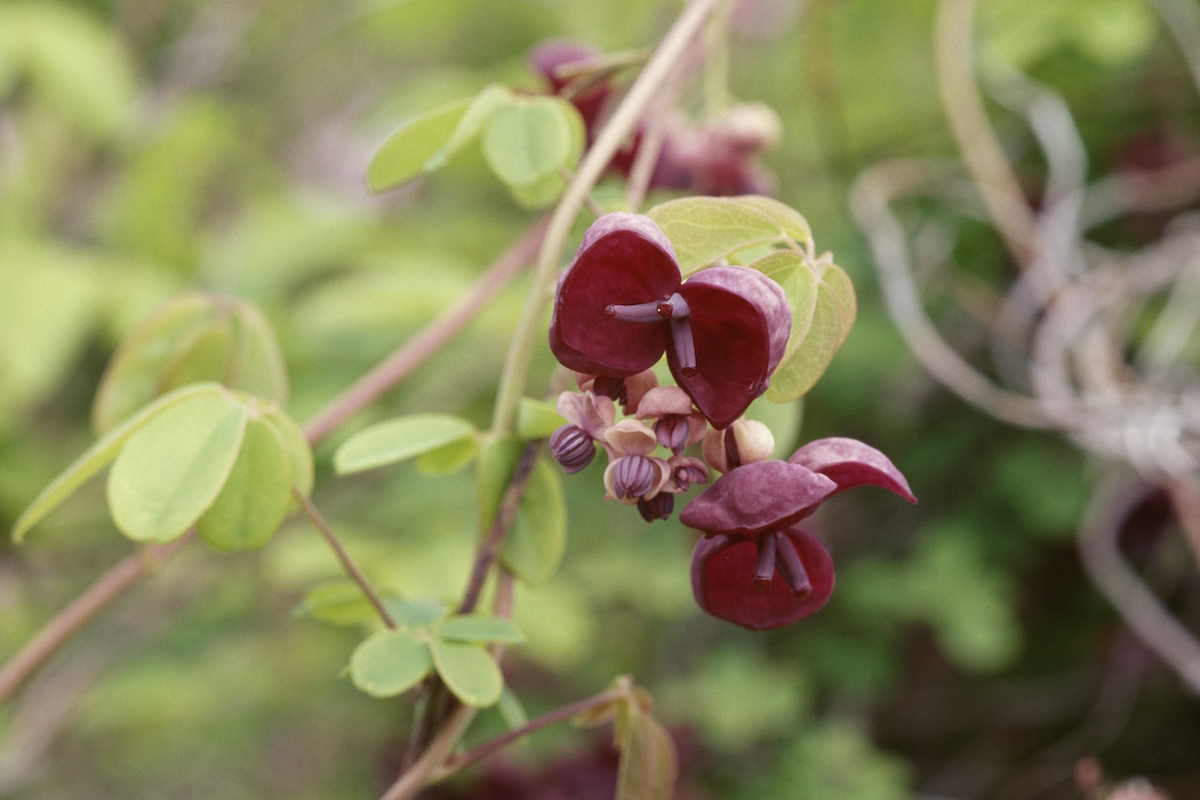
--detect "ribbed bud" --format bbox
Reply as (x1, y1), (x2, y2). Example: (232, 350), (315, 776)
(637, 492), (674, 522)
(669, 456), (709, 492)
(655, 416), (690, 454)
(592, 375), (626, 403)
(549, 425), (596, 474)
(609, 455), (658, 500)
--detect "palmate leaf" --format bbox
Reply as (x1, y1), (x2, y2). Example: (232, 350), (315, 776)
(349, 628), (433, 698)
(437, 614), (526, 644)
(483, 95), (584, 209)
(366, 97), (471, 193)
(430, 638), (504, 707)
(12, 383), (223, 543)
(646, 196), (813, 276)
(765, 258), (856, 402)
(196, 414), (291, 552)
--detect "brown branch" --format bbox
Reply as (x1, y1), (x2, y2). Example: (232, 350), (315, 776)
(302, 215), (550, 445)
(459, 441), (541, 615)
(430, 688), (624, 782)
(295, 491), (396, 629)
(0, 531), (194, 706)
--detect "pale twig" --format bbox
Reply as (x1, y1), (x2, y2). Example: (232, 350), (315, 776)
(849, 160), (1054, 428)
(0, 532), (194, 706)
(934, 0), (1038, 266)
(294, 491), (396, 629)
(302, 215), (550, 444)
(1077, 473), (1200, 695)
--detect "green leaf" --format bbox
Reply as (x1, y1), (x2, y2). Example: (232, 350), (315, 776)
(501, 457), (567, 585)
(261, 409), (314, 497)
(438, 615), (526, 644)
(616, 710), (679, 800)
(498, 686), (528, 729)
(430, 638), (503, 707)
(333, 414), (476, 475)
(515, 397), (566, 440)
(425, 83), (513, 171)
(505, 170), (569, 210)
(107, 389), (249, 543)
(349, 628), (433, 698)
(416, 435), (480, 476)
(746, 250), (819, 345)
(12, 383), (223, 542)
(728, 196), (813, 250)
(384, 597), (450, 629)
(92, 293), (217, 434)
(477, 435), (523, 531)
(366, 97), (471, 193)
(765, 259), (856, 402)
(196, 415), (291, 551)
(92, 293), (290, 434)
(646, 196), (806, 276)
(483, 96), (575, 188)
(293, 581), (379, 627)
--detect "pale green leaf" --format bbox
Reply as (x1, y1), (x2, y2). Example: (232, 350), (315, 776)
(226, 300), (289, 407)
(728, 196), (813, 251)
(160, 319), (233, 389)
(501, 456), (567, 585)
(438, 615), (526, 644)
(92, 293), (218, 434)
(616, 710), (679, 800)
(746, 249), (819, 356)
(483, 96), (574, 187)
(498, 687), (528, 729)
(425, 83), (512, 171)
(12, 383), (224, 542)
(505, 170), (568, 209)
(430, 638), (504, 707)
(765, 260), (856, 402)
(349, 629), (433, 698)
(293, 581), (379, 627)
(107, 389), (249, 543)
(333, 414), (476, 474)
(646, 196), (802, 275)
(416, 435), (480, 476)
(196, 416), (291, 551)
(384, 597), (450, 629)
(366, 97), (471, 193)
(261, 409), (314, 497)
(515, 397), (566, 440)
(477, 435), (523, 531)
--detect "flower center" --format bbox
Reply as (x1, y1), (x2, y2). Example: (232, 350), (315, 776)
(603, 292), (698, 377)
(752, 532), (814, 598)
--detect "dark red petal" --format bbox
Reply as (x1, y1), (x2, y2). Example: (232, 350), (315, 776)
(678, 460), (836, 538)
(550, 213), (681, 376)
(691, 528), (834, 630)
(788, 437), (916, 503)
(672, 267), (790, 429)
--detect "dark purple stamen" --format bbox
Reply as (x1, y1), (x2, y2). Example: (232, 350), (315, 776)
(775, 533), (813, 598)
(656, 416), (690, 454)
(754, 532), (777, 591)
(724, 427), (742, 470)
(672, 463), (706, 492)
(592, 375), (626, 403)
(637, 492), (674, 522)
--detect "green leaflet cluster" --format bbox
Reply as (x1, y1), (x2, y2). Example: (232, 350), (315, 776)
(366, 84), (585, 209)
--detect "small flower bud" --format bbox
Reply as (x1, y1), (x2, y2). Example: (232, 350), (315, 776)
(592, 375), (626, 403)
(655, 416), (690, 454)
(637, 492), (674, 522)
(606, 455), (659, 501)
(703, 419), (775, 473)
(549, 425), (596, 474)
(604, 418), (658, 457)
(667, 455), (708, 492)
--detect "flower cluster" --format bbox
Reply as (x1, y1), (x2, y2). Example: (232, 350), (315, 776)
(546, 212), (915, 629)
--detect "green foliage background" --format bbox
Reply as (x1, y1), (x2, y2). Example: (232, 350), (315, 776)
(1, 0), (1198, 798)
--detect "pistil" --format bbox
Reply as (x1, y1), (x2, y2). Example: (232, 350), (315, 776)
(775, 533), (813, 598)
(753, 532), (777, 591)
(604, 292), (698, 376)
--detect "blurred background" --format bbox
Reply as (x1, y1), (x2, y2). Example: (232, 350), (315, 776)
(2, 0), (1200, 798)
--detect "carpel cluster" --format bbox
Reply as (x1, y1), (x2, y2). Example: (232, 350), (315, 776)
(547, 212), (916, 629)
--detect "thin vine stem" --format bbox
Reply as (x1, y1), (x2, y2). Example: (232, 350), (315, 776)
(294, 491), (397, 629)
(490, 0), (727, 437)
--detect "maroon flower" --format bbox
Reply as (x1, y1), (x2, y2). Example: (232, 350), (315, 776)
(681, 438), (915, 629)
(691, 528), (834, 630)
(548, 212), (791, 428)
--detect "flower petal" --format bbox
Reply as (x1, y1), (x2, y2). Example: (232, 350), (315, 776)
(788, 437), (916, 503)
(679, 459), (835, 538)
(550, 213), (680, 376)
(673, 267), (790, 429)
